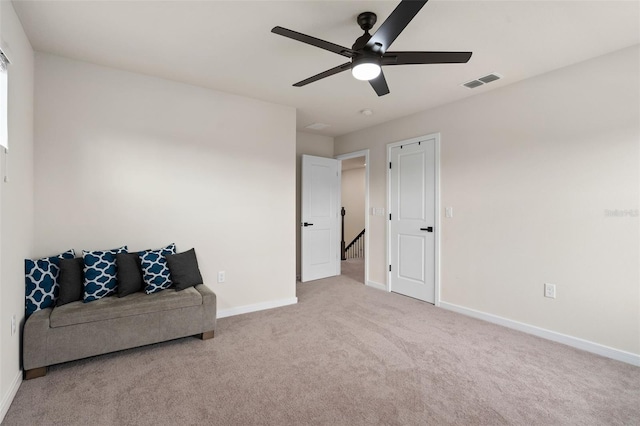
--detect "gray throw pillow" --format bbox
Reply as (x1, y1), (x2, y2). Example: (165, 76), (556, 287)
(165, 248), (203, 291)
(116, 252), (143, 297)
(57, 257), (84, 306)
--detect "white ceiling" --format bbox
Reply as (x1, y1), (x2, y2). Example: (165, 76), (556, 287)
(12, 0), (640, 137)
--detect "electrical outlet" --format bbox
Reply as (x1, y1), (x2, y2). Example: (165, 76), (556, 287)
(544, 283), (556, 299)
(445, 207), (454, 218)
(11, 314), (16, 336)
(217, 271), (225, 283)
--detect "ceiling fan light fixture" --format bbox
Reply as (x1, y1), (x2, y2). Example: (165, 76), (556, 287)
(351, 57), (381, 81)
(272, 0), (472, 96)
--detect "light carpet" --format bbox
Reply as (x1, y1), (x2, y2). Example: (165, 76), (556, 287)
(340, 257), (364, 283)
(3, 275), (639, 425)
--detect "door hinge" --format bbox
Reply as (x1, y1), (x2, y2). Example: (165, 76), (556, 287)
(389, 213), (391, 220)
(389, 265), (392, 272)
(389, 162), (392, 169)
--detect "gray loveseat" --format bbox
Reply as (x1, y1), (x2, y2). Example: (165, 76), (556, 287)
(23, 284), (216, 379)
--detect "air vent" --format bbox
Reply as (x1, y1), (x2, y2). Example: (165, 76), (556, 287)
(462, 72), (503, 89)
(463, 80), (483, 89)
(479, 73), (501, 84)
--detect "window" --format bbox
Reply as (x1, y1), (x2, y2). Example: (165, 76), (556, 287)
(0, 49), (9, 149)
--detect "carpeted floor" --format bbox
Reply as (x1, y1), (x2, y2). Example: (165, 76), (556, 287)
(4, 275), (639, 425)
(341, 257), (364, 283)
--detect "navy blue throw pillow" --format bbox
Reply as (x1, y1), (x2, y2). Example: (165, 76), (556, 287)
(140, 243), (176, 294)
(83, 246), (127, 302)
(25, 249), (75, 316)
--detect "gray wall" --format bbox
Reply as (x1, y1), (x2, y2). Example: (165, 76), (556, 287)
(335, 46), (639, 355)
(341, 166), (365, 244)
(0, 1), (35, 420)
(34, 53), (297, 314)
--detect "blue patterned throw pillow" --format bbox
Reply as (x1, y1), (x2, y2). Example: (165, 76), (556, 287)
(25, 249), (75, 317)
(83, 246), (128, 302)
(140, 243), (176, 294)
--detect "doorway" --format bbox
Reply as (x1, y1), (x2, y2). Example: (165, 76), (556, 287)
(336, 150), (369, 285)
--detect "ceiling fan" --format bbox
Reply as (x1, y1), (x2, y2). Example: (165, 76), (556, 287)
(272, 0), (472, 97)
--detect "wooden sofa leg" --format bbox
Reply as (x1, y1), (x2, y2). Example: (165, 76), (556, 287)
(200, 330), (214, 340)
(24, 367), (47, 380)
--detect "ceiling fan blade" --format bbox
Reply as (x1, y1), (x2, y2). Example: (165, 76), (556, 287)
(293, 62), (352, 87)
(272, 26), (356, 58)
(382, 51), (472, 65)
(365, 0), (428, 54)
(369, 71), (390, 96)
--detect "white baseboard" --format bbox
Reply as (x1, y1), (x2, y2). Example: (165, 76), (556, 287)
(217, 297), (298, 319)
(366, 280), (387, 291)
(0, 370), (22, 423)
(440, 301), (640, 367)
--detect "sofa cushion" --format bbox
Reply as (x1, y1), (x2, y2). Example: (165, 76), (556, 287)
(116, 253), (143, 297)
(50, 286), (202, 328)
(83, 246), (127, 302)
(165, 248), (203, 291)
(25, 249), (76, 317)
(57, 257), (84, 306)
(140, 243), (176, 294)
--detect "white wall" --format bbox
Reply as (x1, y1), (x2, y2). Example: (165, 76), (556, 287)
(0, 1), (34, 421)
(295, 132), (334, 278)
(341, 166), (365, 243)
(34, 53), (297, 314)
(335, 46), (640, 356)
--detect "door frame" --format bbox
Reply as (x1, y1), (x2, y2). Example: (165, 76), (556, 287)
(386, 133), (441, 306)
(335, 149), (370, 286)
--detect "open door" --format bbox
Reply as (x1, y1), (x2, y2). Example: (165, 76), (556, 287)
(301, 155), (341, 282)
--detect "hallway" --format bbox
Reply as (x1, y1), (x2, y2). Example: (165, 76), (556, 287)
(341, 257), (364, 284)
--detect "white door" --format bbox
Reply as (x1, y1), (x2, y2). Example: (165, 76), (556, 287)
(389, 140), (436, 303)
(301, 155), (341, 282)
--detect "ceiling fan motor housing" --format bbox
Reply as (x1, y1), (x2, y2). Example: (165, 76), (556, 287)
(352, 54), (381, 69)
(357, 12), (377, 32)
(353, 12), (377, 51)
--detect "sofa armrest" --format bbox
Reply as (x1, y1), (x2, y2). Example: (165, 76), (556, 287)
(23, 308), (52, 370)
(194, 284), (217, 331)
(195, 284), (216, 307)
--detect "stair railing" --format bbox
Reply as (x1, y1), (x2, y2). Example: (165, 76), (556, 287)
(341, 207), (365, 259)
(344, 228), (365, 259)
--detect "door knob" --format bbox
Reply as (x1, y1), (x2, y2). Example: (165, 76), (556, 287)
(420, 227), (433, 232)
(303, 222), (314, 227)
